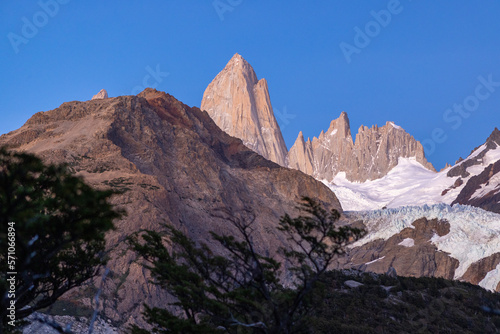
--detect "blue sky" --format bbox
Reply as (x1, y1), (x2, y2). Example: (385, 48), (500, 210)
(1, 1), (499, 169)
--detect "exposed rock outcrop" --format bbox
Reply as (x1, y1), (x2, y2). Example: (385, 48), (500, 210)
(450, 128), (500, 213)
(288, 113), (435, 182)
(0, 88), (341, 329)
(286, 131), (315, 176)
(343, 218), (459, 280)
(201, 53), (288, 166)
(461, 253), (500, 285)
(201, 55), (435, 182)
(92, 89), (108, 100)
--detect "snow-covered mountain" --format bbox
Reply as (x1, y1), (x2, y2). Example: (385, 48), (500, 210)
(328, 128), (500, 213)
(199, 54), (499, 214)
(343, 204), (500, 291)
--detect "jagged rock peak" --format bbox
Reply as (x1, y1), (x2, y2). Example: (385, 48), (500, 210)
(288, 112), (435, 182)
(440, 163), (452, 172)
(486, 127), (500, 146)
(201, 53), (288, 166)
(91, 89), (108, 100)
(288, 131), (314, 176)
(327, 111), (351, 139)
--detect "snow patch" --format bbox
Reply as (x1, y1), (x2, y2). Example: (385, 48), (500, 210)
(472, 173), (500, 199)
(430, 232), (447, 244)
(464, 144), (487, 161)
(398, 238), (415, 247)
(329, 157), (449, 211)
(484, 144), (500, 165)
(389, 122), (402, 130)
(366, 256), (385, 265)
(479, 262), (500, 291)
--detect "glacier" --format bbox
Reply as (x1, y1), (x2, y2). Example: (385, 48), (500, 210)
(346, 204), (500, 291)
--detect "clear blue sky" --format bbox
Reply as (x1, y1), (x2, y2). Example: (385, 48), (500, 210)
(1, 1), (499, 169)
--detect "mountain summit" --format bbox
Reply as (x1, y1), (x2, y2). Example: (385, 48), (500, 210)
(91, 89), (108, 100)
(288, 112), (435, 182)
(201, 53), (288, 166)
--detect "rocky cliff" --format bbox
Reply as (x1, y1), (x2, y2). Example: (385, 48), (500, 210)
(201, 53), (288, 166)
(0, 89), (341, 329)
(288, 112), (435, 182)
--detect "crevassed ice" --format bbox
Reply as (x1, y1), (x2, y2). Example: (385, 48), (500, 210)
(347, 204), (500, 283)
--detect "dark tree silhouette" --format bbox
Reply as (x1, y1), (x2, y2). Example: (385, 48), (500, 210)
(128, 198), (365, 333)
(0, 147), (123, 331)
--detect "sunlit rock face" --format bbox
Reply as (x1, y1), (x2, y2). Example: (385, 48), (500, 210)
(288, 112), (435, 182)
(201, 54), (434, 182)
(201, 53), (288, 166)
(92, 89), (108, 100)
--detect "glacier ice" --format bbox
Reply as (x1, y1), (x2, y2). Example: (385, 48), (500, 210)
(347, 204), (500, 289)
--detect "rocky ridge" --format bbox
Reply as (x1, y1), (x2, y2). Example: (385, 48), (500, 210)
(288, 112), (435, 182)
(0, 88), (341, 330)
(343, 218), (459, 281)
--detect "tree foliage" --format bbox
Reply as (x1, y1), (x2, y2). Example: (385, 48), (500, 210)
(128, 197), (365, 333)
(0, 147), (123, 331)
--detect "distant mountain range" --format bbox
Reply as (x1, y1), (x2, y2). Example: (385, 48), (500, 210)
(201, 53), (500, 214)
